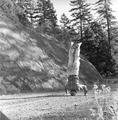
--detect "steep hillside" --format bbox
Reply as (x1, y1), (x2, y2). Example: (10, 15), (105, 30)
(0, 6), (103, 94)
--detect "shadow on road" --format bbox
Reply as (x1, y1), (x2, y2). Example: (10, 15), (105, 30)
(0, 111), (10, 120)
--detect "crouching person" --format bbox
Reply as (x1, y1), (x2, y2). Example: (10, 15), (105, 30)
(66, 41), (82, 96)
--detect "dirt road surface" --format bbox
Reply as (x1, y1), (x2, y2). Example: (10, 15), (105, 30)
(0, 90), (118, 120)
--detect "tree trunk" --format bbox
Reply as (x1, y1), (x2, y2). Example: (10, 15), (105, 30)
(80, 8), (83, 41)
(105, 0), (111, 55)
(80, 19), (83, 40)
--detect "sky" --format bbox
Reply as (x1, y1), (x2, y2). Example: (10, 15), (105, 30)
(51, 0), (118, 23)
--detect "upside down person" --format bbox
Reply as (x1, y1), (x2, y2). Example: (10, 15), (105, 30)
(66, 41), (88, 96)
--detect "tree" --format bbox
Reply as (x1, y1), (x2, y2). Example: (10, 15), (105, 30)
(32, 0), (57, 34)
(13, 0), (34, 26)
(69, 0), (92, 41)
(39, 0), (57, 27)
(32, 0), (43, 27)
(81, 21), (116, 77)
(16, 0), (32, 23)
(60, 13), (70, 29)
(13, 0), (57, 30)
(95, 0), (116, 53)
(13, 0), (42, 27)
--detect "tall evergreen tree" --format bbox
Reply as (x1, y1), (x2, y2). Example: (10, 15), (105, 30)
(59, 13), (77, 48)
(95, 0), (116, 51)
(81, 21), (116, 77)
(60, 13), (70, 29)
(69, 0), (92, 41)
(39, 0), (57, 27)
(22, 0), (34, 24)
(30, 0), (43, 27)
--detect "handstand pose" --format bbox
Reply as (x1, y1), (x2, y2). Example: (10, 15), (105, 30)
(66, 41), (87, 96)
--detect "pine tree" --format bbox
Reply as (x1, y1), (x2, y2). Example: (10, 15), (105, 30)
(95, 0), (116, 50)
(14, 0), (35, 26)
(39, 0), (57, 27)
(69, 0), (92, 41)
(59, 13), (77, 48)
(14, 0), (57, 29)
(81, 21), (115, 77)
(24, 0), (35, 25)
(31, 0), (43, 27)
(14, 0), (42, 27)
(60, 13), (70, 29)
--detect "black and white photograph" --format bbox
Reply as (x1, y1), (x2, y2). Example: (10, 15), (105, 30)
(0, 0), (118, 119)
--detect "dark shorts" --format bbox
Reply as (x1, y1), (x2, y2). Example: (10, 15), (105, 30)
(66, 75), (79, 91)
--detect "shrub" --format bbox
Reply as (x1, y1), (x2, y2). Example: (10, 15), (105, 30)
(90, 86), (118, 120)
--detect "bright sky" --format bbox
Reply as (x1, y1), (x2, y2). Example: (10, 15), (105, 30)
(51, 0), (118, 23)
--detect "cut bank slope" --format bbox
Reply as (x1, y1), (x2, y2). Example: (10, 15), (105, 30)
(0, 1), (102, 94)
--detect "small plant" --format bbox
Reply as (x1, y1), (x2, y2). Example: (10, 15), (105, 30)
(90, 85), (118, 120)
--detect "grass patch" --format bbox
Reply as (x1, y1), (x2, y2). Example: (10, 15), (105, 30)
(39, 88), (118, 120)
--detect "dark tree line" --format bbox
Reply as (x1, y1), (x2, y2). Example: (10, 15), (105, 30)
(58, 0), (117, 77)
